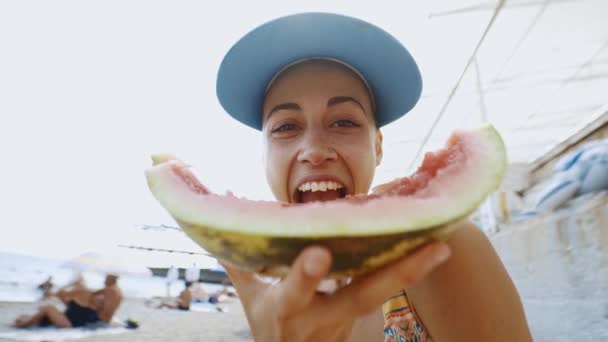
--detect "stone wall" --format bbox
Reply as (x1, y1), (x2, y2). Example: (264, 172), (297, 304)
(491, 192), (608, 341)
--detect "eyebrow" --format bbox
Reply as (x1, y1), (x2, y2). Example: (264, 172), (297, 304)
(327, 96), (366, 113)
(264, 96), (368, 122)
(265, 102), (301, 121)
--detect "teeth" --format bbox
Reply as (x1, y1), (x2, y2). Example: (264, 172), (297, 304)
(327, 182), (339, 190)
(298, 181), (344, 192)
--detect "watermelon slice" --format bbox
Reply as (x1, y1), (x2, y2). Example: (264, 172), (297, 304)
(145, 124), (506, 277)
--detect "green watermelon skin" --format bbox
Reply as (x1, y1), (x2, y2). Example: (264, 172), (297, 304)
(179, 218), (462, 277)
(146, 125), (506, 277)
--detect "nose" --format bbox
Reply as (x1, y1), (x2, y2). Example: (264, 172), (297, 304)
(297, 133), (338, 166)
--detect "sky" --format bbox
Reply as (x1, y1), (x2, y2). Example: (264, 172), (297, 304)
(1, 0), (605, 262)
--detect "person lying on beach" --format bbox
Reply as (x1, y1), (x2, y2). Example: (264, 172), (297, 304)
(207, 280), (238, 304)
(14, 274), (123, 328)
(189, 281), (209, 302)
(157, 281), (193, 311)
(218, 278), (237, 298)
(187, 279), (236, 304)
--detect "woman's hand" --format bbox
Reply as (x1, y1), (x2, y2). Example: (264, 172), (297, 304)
(224, 241), (451, 342)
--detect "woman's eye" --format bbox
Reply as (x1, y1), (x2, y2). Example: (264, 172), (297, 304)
(271, 123), (298, 133)
(332, 119), (359, 128)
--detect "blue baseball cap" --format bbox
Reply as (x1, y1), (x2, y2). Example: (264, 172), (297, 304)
(216, 12), (422, 130)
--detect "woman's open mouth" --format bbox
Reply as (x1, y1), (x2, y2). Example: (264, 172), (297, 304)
(293, 181), (348, 203)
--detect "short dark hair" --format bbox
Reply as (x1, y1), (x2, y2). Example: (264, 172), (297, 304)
(184, 281), (193, 288)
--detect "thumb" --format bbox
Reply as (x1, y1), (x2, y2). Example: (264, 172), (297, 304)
(275, 246), (332, 316)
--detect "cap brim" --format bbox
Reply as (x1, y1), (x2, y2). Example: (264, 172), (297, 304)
(217, 12), (422, 130)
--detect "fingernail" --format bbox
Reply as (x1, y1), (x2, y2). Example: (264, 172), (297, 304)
(433, 244), (451, 264)
(304, 250), (328, 277)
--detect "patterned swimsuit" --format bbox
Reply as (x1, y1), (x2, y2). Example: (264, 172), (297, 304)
(383, 291), (431, 342)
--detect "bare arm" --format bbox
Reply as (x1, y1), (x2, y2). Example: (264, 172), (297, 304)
(91, 289), (105, 296)
(408, 221), (532, 341)
(55, 287), (87, 304)
(96, 289), (122, 322)
(348, 221), (531, 341)
(54, 289), (71, 303)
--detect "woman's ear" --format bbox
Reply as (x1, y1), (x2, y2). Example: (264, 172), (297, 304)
(375, 129), (383, 167)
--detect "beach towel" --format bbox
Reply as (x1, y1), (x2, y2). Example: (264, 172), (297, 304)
(190, 302), (228, 313)
(152, 302), (228, 313)
(145, 297), (228, 313)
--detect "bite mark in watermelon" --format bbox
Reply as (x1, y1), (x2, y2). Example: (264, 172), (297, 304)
(145, 124), (506, 277)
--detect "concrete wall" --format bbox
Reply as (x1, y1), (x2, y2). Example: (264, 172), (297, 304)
(491, 192), (608, 341)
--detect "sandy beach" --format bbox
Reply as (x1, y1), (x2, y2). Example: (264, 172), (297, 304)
(0, 298), (252, 342)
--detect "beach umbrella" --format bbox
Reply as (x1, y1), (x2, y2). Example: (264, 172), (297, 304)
(185, 263), (200, 282)
(165, 265), (179, 282)
(164, 265), (179, 297)
(62, 252), (152, 277)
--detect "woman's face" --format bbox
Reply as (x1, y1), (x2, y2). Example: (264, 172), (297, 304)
(262, 62), (383, 203)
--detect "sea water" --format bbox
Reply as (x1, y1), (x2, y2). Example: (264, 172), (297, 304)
(0, 252), (224, 302)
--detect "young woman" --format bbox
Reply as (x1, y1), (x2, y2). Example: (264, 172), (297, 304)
(215, 12), (532, 341)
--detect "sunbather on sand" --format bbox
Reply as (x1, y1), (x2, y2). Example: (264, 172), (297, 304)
(14, 274), (122, 328)
(157, 281), (192, 311)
